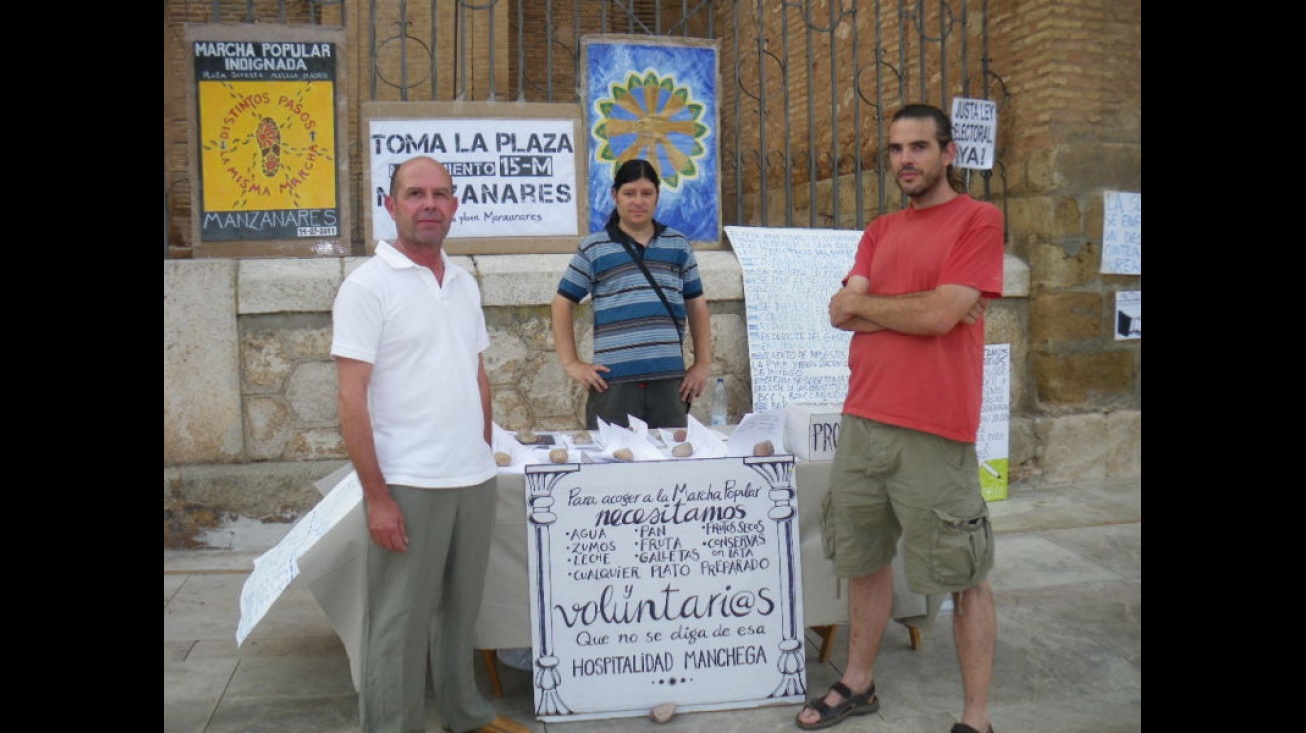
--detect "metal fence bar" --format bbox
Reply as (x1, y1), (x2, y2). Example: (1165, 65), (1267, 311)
(826, 2), (841, 228)
(163, 0), (1002, 255)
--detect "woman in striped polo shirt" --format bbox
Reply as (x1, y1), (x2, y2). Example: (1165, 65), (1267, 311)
(550, 159), (713, 429)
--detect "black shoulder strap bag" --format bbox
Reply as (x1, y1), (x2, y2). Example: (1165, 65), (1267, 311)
(613, 227), (692, 411)
(613, 229), (684, 346)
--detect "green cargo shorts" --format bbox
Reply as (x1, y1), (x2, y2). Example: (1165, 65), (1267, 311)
(823, 415), (994, 595)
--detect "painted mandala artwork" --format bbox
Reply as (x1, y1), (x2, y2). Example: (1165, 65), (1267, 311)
(591, 70), (710, 191)
(584, 39), (719, 241)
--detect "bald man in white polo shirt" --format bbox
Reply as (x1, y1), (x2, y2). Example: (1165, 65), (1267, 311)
(332, 156), (528, 733)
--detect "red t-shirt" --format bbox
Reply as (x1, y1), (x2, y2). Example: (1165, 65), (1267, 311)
(843, 194), (1004, 442)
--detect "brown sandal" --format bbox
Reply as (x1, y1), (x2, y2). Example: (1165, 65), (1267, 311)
(795, 681), (879, 730)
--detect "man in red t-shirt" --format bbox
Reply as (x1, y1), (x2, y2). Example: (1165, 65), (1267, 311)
(796, 104), (1003, 733)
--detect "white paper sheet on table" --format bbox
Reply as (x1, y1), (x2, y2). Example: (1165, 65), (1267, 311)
(624, 414), (653, 441)
(592, 417), (664, 461)
(727, 408), (789, 456)
(490, 422), (540, 473)
(657, 414), (729, 459)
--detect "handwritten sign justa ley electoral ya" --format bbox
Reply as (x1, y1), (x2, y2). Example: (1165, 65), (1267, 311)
(523, 456), (807, 722)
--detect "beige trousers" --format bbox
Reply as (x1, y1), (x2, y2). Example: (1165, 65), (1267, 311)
(359, 479), (498, 733)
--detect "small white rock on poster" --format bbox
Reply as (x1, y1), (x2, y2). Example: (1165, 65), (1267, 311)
(524, 457), (806, 722)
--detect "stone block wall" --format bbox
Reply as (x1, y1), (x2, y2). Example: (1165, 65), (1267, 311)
(164, 251), (1141, 548)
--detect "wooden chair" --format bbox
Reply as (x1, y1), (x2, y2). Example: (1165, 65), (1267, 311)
(480, 649), (504, 697)
(810, 621), (922, 662)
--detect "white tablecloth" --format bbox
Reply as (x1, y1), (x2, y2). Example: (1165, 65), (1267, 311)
(297, 459), (942, 690)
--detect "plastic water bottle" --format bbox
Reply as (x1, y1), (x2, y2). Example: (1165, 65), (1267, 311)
(709, 377), (728, 425)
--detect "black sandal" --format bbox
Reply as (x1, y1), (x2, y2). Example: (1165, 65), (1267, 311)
(795, 681), (879, 730)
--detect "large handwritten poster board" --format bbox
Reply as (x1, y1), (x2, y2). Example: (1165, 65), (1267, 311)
(724, 226), (860, 412)
(524, 457), (806, 722)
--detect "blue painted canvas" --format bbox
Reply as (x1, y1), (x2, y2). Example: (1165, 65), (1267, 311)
(584, 38), (720, 243)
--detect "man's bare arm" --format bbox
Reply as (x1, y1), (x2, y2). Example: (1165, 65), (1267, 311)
(830, 277), (986, 335)
(477, 354), (492, 446)
(829, 276), (885, 332)
(680, 296), (713, 401)
(551, 293), (611, 391)
(336, 356), (408, 553)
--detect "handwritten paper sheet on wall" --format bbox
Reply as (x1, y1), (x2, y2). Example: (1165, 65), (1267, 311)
(724, 226), (860, 412)
(978, 344), (1011, 502)
(1101, 191), (1141, 275)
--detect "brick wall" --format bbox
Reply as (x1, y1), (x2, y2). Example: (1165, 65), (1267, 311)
(995, 0), (1142, 413)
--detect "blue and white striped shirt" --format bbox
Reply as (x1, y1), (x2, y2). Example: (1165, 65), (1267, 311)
(556, 221), (704, 383)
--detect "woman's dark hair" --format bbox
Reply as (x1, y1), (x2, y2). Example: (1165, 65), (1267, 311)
(890, 103), (966, 194)
(605, 159), (661, 228)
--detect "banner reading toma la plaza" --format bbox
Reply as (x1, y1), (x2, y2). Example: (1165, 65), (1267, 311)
(368, 119), (580, 242)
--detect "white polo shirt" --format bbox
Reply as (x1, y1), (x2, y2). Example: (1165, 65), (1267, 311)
(331, 241), (497, 488)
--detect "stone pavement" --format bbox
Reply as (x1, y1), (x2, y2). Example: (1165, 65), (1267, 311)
(164, 476), (1141, 733)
